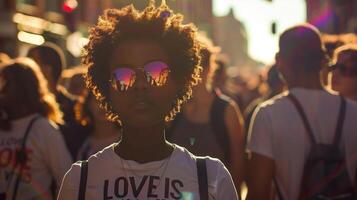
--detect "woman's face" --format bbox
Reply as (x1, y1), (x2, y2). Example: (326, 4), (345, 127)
(109, 39), (179, 128)
(330, 52), (357, 97)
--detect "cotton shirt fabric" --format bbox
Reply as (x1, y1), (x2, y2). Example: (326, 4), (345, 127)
(58, 144), (238, 200)
(0, 114), (72, 200)
(247, 88), (357, 200)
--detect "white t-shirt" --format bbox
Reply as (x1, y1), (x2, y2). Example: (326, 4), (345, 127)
(0, 114), (72, 200)
(58, 144), (238, 200)
(247, 88), (357, 200)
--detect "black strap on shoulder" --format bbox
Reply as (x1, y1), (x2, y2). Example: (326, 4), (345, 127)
(287, 94), (317, 144)
(274, 178), (285, 200)
(78, 160), (88, 200)
(196, 157), (208, 200)
(333, 96), (346, 147)
(210, 92), (230, 163)
(12, 115), (40, 200)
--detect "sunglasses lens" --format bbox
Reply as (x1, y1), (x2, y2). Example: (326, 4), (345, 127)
(144, 61), (170, 86)
(112, 68), (136, 91)
(332, 63), (357, 76)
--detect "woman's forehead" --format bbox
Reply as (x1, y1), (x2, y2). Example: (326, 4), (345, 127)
(110, 39), (170, 67)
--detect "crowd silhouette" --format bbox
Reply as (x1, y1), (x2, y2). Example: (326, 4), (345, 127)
(0, 1), (356, 200)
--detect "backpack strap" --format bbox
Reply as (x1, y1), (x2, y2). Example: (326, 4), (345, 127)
(210, 92), (230, 164)
(287, 94), (317, 144)
(274, 178), (285, 200)
(332, 96), (346, 147)
(78, 160), (88, 200)
(12, 115), (41, 200)
(196, 157), (208, 200)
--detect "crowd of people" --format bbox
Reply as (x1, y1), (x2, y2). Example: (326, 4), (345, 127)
(0, 1), (356, 200)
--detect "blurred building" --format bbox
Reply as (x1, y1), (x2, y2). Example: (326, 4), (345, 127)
(0, 0), (74, 63)
(0, 0), (17, 57)
(213, 9), (249, 67)
(306, 0), (356, 33)
(78, 0), (214, 34)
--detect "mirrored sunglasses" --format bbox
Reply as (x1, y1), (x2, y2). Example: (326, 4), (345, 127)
(110, 61), (170, 92)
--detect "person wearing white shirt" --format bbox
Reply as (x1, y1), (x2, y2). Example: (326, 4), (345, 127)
(246, 24), (357, 200)
(57, 2), (238, 200)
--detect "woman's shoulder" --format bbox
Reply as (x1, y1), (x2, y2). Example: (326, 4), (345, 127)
(173, 144), (235, 196)
(173, 144), (228, 175)
(31, 116), (61, 136)
(64, 144), (116, 181)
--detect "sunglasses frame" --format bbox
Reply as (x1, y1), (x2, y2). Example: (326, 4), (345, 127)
(110, 60), (171, 92)
(330, 63), (357, 77)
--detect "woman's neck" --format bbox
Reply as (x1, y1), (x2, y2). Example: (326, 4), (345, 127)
(115, 123), (174, 163)
(92, 120), (120, 140)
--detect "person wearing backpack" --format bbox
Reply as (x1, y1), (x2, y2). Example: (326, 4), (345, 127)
(167, 32), (245, 193)
(246, 24), (357, 200)
(57, 1), (238, 200)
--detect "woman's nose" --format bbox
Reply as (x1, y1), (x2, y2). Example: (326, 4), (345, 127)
(133, 70), (149, 91)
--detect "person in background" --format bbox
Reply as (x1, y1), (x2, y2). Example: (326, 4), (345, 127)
(246, 24), (357, 200)
(0, 53), (10, 64)
(75, 93), (121, 160)
(167, 32), (245, 193)
(320, 33), (357, 89)
(58, 2), (238, 199)
(329, 44), (357, 101)
(244, 64), (285, 132)
(60, 65), (88, 98)
(0, 58), (72, 200)
(27, 43), (76, 122)
(27, 43), (86, 159)
(212, 55), (229, 94)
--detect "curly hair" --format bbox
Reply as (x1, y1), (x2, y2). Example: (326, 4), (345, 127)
(82, 1), (202, 125)
(0, 58), (63, 128)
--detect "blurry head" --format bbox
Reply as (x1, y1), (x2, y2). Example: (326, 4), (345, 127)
(27, 42), (65, 89)
(266, 64), (284, 93)
(62, 66), (88, 97)
(0, 58), (63, 125)
(212, 55), (228, 90)
(276, 24), (328, 86)
(330, 44), (357, 98)
(0, 53), (11, 64)
(83, 2), (202, 128)
(75, 93), (107, 128)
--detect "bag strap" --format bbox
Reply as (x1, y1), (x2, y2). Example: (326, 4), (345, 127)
(12, 115), (40, 200)
(196, 157), (208, 200)
(274, 178), (285, 200)
(287, 94), (317, 144)
(78, 160), (88, 200)
(332, 96), (346, 147)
